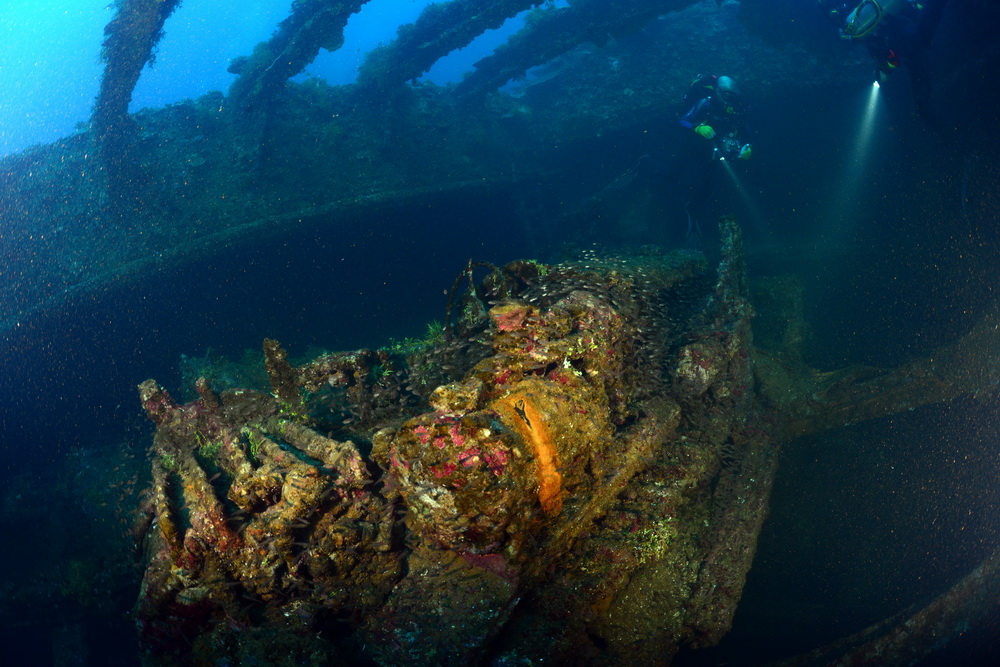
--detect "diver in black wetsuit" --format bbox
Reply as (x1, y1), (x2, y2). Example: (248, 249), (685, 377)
(572, 74), (751, 248)
(659, 74), (752, 245)
(677, 75), (752, 162)
(821, 0), (952, 123)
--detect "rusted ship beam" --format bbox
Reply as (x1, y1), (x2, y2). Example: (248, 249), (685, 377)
(91, 0), (184, 203)
(455, 0), (700, 97)
(227, 0), (371, 114)
(776, 543), (1000, 666)
(355, 0), (540, 95)
(92, 0), (183, 143)
(756, 296), (1000, 441)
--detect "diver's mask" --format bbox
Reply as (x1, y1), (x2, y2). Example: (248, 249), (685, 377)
(842, 0), (883, 39)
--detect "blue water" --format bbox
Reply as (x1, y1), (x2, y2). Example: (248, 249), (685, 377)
(1, 1), (999, 665)
(0, 0), (532, 157)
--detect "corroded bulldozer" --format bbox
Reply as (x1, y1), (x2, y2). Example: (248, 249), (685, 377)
(134, 216), (1000, 665)
(135, 217), (771, 665)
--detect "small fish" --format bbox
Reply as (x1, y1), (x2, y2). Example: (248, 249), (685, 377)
(513, 399), (533, 431)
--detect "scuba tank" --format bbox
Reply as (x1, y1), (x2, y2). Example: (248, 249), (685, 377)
(683, 74), (717, 106)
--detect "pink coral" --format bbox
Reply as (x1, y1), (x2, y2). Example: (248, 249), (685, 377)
(431, 462), (457, 478)
(494, 307), (528, 332)
(458, 447), (482, 467)
(483, 448), (508, 476)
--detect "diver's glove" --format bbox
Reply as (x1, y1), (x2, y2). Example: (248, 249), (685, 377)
(694, 124), (716, 140)
(738, 144), (752, 160)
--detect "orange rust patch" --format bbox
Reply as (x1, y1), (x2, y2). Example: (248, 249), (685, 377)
(495, 392), (562, 514)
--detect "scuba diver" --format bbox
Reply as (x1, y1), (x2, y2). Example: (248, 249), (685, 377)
(662, 74), (752, 245)
(820, 0), (952, 123)
(567, 74), (752, 249)
(678, 74), (753, 162)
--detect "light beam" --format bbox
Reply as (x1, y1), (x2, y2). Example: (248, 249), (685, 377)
(720, 158), (764, 228)
(824, 82), (882, 248)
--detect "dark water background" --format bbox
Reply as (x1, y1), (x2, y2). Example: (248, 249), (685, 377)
(1, 1), (999, 665)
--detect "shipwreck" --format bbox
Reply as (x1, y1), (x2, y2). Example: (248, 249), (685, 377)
(0, 0), (998, 665)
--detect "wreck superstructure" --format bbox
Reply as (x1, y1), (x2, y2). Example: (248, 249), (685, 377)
(0, 0), (873, 336)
